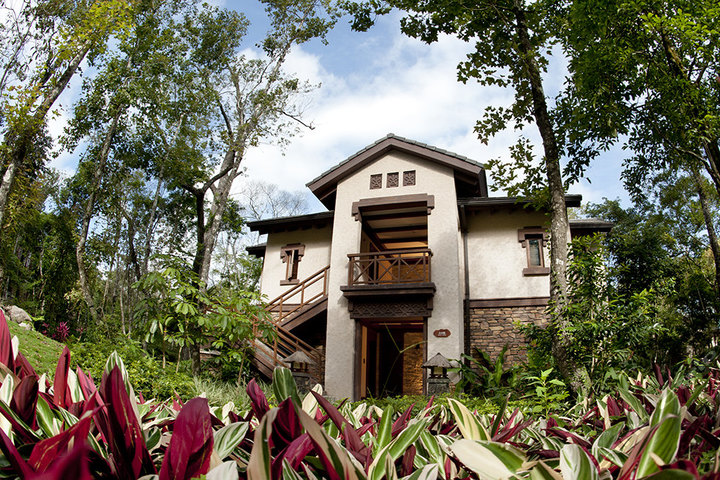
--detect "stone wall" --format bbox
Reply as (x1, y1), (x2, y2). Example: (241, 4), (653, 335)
(402, 332), (424, 395)
(466, 303), (548, 366)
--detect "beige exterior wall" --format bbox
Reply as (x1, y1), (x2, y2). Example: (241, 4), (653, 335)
(323, 152), (465, 399)
(464, 210), (551, 299)
(259, 226), (332, 303)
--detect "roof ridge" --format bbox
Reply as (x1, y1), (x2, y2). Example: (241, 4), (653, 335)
(306, 134), (483, 187)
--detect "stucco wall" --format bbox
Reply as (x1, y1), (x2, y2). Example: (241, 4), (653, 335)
(465, 209), (551, 299)
(259, 226), (332, 302)
(323, 151), (464, 399)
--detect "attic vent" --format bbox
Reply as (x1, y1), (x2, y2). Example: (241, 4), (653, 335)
(387, 172), (399, 187)
(403, 170), (416, 186)
(370, 174), (382, 189)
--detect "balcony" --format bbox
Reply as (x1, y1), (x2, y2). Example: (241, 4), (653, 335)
(347, 248), (432, 286)
(341, 249), (435, 313)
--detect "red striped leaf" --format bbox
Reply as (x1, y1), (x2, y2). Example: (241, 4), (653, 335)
(159, 397), (214, 480)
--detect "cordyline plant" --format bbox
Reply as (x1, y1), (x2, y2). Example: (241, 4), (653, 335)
(1, 309), (720, 479)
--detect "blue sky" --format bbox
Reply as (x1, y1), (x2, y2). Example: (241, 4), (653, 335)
(50, 0), (630, 213)
(236, 1), (630, 212)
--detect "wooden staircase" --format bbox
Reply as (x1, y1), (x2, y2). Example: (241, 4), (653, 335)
(251, 266), (329, 382)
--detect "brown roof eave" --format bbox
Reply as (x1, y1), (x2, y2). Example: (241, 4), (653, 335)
(247, 211), (335, 235)
(246, 243), (266, 258)
(458, 194), (583, 210)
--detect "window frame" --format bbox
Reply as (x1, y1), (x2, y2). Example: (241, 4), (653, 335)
(517, 227), (550, 276)
(280, 243), (305, 285)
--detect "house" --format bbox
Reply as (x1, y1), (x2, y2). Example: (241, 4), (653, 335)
(247, 134), (611, 400)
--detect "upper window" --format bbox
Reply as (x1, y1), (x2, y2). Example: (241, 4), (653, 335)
(517, 228), (549, 276)
(280, 243), (305, 285)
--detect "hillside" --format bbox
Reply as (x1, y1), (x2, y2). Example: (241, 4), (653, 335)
(7, 321), (64, 376)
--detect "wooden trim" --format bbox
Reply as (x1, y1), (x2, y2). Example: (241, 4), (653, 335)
(247, 211), (334, 234)
(522, 266), (550, 276)
(267, 303), (301, 312)
(467, 297), (549, 308)
(352, 194), (435, 220)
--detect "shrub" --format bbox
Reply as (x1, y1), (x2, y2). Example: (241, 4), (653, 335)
(69, 336), (195, 400)
(2, 309), (720, 479)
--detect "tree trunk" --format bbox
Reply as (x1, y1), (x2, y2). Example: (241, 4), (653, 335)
(0, 41), (91, 228)
(199, 156), (244, 285)
(702, 141), (720, 199)
(77, 110), (122, 322)
(513, 1), (584, 392)
(690, 167), (720, 298)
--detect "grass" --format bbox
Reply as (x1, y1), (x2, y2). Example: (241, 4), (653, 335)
(7, 321), (64, 376)
(192, 376), (271, 410)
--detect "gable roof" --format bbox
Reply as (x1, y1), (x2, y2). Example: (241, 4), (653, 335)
(307, 134), (488, 209)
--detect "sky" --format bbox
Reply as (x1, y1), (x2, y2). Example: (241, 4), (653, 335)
(50, 0), (630, 214)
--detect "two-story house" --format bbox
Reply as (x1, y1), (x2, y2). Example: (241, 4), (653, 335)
(247, 134), (610, 400)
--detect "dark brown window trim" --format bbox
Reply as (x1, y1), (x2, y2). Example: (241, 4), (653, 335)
(523, 266), (550, 276)
(351, 194), (435, 220)
(518, 227), (549, 276)
(280, 243), (305, 284)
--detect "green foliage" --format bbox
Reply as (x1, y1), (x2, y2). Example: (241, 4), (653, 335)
(192, 376), (270, 410)
(69, 336), (195, 400)
(453, 346), (520, 399)
(5, 309), (720, 478)
(523, 235), (677, 395)
(6, 321), (64, 376)
(134, 255), (272, 373)
(523, 368), (569, 417)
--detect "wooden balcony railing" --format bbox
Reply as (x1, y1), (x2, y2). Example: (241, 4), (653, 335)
(347, 248), (432, 286)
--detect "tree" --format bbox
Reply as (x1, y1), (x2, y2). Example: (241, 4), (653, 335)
(63, 0), (196, 322)
(586, 197), (719, 353)
(558, 0), (720, 291)
(174, 0), (336, 288)
(344, 0), (585, 388)
(0, 0), (135, 238)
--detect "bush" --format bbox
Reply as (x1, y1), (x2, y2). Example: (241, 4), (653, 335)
(69, 336), (195, 400)
(355, 392), (533, 416)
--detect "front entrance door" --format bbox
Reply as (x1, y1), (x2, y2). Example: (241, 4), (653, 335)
(358, 319), (425, 398)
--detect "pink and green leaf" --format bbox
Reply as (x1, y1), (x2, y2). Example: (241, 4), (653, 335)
(159, 397), (214, 480)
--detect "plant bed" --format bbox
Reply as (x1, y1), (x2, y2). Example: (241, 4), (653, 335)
(0, 309), (719, 479)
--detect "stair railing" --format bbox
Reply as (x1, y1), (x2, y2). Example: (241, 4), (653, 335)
(265, 266), (329, 326)
(250, 265), (330, 380)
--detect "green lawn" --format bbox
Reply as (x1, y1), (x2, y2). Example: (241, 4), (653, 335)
(7, 321), (64, 376)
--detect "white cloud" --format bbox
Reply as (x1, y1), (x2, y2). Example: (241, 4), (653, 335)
(239, 27), (628, 210)
(240, 30), (521, 201)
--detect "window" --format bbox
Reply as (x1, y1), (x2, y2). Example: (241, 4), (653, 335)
(280, 244), (305, 284)
(403, 170), (416, 186)
(370, 174), (382, 189)
(387, 172), (399, 187)
(517, 228), (549, 275)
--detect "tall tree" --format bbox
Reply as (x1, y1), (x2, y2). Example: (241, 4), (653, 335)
(172, 0), (336, 287)
(63, 0), (189, 322)
(345, 0), (585, 388)
(558, 0), (720, 296)
(0, 0), (135, 236)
